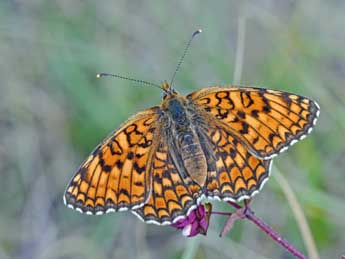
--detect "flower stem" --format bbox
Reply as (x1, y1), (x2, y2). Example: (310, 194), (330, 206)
(211, 211), (232, 216)
(226, 202), (307, 259)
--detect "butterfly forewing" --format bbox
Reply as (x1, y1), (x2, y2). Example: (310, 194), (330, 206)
(188, 86), (320, 159)
(64, 107), (160, 214)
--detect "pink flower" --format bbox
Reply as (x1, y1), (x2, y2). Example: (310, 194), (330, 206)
(171, 203), (211, 237)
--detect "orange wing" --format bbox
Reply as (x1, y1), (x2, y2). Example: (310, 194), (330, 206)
(188, 86), (320, 159)
(196, 122), (271, 201)
(132, 136), (202, 225)
(64, 107), (160, 215)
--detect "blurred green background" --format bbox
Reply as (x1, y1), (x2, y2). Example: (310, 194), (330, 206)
(1, 1), (344, 259)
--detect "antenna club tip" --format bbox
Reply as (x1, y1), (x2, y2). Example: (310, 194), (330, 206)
(96, 73), (101, 78)
(193, 29), (202, 37)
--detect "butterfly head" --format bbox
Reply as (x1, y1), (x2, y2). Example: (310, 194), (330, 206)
(161, 81), (178, 100)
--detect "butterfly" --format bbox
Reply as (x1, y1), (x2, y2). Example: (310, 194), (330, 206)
(64, 81), (320, 225)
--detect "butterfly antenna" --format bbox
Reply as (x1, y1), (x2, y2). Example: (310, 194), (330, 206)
(169, 29), (202, 90)
(96, 73), (166, 92)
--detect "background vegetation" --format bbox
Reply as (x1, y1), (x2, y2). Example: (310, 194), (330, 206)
(1, 1), (344, 258)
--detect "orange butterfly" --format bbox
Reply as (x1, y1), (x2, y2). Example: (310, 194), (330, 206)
(64, 30), (320, 225)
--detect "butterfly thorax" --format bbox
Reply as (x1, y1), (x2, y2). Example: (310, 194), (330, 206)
(162, 93), (207, 187)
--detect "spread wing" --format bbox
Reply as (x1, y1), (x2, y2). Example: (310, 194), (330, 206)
(132, 135), (202, 225)
(188, 86), (320, 159)
(196, 122), (272, 201)
(64, 107), (160, 215)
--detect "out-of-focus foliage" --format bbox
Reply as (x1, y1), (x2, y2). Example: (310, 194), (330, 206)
(0, 1), (344, 259)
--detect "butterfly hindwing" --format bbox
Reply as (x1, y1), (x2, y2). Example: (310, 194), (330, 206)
(188, 86), (320, 159)
(132, 135), (201, 224)
(196, 122), (271, 201)
(64, 107), (160, 214)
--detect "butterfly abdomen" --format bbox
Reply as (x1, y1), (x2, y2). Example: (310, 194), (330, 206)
(164, 95), (207, 186)
(178, 132), (207, 186)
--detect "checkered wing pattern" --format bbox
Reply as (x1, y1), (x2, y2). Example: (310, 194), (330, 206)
(64, 107), (160, 214)
(188, 86), (320, 159)
(197, 122), (271, 201)
(133, 136), (202, 224)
